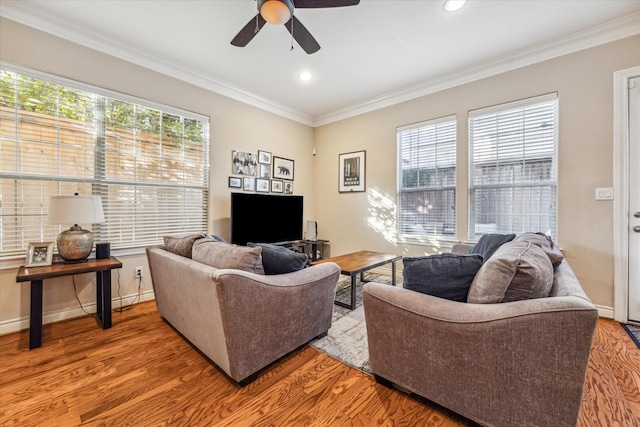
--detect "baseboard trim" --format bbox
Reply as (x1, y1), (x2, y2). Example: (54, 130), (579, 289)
(596, 305), (614, 319)
(0, 290), (155, 336)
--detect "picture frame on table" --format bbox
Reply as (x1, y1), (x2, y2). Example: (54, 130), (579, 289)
(258, 150), (272, 165)
(228, 176), (242, 188)
(339, 150), (366, 193)
(25, 242), (54, 267)
(256, 178), (270, 193)
(243, 177), (255, 192)
(271, 180), (283, 193)
(273, 156), (294, 180)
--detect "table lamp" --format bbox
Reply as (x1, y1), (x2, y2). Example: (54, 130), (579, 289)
(48, 194), (105, 263)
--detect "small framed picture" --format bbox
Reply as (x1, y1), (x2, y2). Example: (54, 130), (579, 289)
(339, 150), (366, 193)
(258, 150), (272, 165)
(228, 176), (242, 188)
(243, 177), (255, 192)
(273, 156), (294, 181)
(271, 180), (283, 193)
(284, 181), (294, 195)
(259, 164), (271, 179)
(232, 150), (258, 176)
(256, 178), (270, 193)
(25, 242), (54, 267)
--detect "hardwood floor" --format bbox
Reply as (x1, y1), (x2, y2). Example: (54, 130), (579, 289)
(0, 301), (638, 426)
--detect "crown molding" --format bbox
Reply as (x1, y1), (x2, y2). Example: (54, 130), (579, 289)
(313, 11), (640, 127)
(1, 2), (638, 128)
(0, 1), (315, 126)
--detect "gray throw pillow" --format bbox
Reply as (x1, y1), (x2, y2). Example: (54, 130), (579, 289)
(467, 241), (554, 304)
(163, 233), (207, 258)
(402, 253), (484, 302)
(247, 242), (308, 275)
(192, 239), (265, 274)
(513, 232), (564, 268)
(468, 233), (516, 262)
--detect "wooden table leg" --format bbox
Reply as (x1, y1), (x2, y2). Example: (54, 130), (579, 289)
(96, 270), (112, 329)
(30, 280), (43, 349)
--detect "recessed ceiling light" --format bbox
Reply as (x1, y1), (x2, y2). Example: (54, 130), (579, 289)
(443, 0), (467, 12)
(298, 71), (312, 81)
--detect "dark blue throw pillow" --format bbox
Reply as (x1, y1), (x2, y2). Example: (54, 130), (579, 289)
(247, 242), (308, 275)
(402, 253), (483, 302)
(468, 233), (516, 262)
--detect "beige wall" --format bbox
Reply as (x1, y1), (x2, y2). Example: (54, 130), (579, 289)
(0, 19), (315, 332)
(313, 35), (640, 309)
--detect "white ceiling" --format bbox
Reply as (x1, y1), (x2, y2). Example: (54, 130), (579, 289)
(2, 0), (640, 126)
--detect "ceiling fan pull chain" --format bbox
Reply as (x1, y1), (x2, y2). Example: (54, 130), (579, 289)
(254, 14), (259, 34)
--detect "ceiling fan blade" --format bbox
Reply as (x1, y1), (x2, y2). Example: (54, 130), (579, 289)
(286, 16), (321, 54)
(231, 14), (267, 47)
(293, 0), (359, 8)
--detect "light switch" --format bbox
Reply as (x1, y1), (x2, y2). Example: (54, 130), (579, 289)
(595, 187), (614, 200)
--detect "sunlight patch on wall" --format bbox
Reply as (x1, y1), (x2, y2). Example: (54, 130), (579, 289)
(367, 188), (398, 245)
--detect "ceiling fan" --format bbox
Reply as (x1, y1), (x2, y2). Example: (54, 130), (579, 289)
(231, 0), (360, 54)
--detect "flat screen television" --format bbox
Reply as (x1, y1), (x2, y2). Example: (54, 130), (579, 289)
(230, 192), (303, 245)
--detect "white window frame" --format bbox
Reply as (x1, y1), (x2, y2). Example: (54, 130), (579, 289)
(396, 115), (457, 243)
(468, 93), (558, 241)
(0, 62), (210, 261)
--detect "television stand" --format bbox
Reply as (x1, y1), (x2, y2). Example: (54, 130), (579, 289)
(272, 239), (329, 261)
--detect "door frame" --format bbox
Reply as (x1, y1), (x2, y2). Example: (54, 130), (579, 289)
(613, 66), (640, 323)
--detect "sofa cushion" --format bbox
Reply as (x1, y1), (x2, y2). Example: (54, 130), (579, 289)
(467, 241), (554, 303)
(163, 233), (208, 258)
(403, 253), (484, 302)
(192, 239), (265, 274)
(468, 233), (516, 262)
(513, 232), (564, 268)
(247, 242), (308, 275)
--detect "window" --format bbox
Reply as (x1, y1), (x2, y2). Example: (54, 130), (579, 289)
(468, 93), (557, 240)
(397, 116), (456, 240)
(0, 65), (210, 258)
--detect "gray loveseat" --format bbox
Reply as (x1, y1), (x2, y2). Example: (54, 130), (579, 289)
(147, 243), (340, 385)
(363, 240), (598, 427)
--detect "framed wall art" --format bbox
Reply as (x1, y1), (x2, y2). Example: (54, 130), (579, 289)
(339, 150), (366, 193)
(258, 150), (272, 164)
(273, 156), (294, 180)
(228, 176), (242, 188)
(256, 178), (270, 193)
(232, 150), (258, 176)
(271, 180), (283, 193)
(243, 177), (255, 192)
(259, 164), (271, 178)
(25, 242), (54, 267)
(284, 181), (294, 195)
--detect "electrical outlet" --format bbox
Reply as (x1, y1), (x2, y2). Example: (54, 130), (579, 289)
(135, 266), (143, 278)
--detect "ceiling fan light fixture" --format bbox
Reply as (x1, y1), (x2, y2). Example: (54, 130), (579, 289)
(260, 0), (293, 25)
(443, 0), (467, 12)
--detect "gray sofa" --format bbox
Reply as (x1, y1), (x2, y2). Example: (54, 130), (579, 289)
(147, 245), (340, 385)
(363, 242), (598, 427)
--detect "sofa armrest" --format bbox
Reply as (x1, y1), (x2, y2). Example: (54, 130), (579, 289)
(214, 262), (340, 381)
(363, 282), (598, 427)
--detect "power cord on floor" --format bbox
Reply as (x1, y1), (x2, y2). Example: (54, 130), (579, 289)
(72, 275), (91, 315)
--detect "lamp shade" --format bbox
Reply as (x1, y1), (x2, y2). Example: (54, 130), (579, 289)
(260, 0), (293, 25)
(48, 195), (105, 225)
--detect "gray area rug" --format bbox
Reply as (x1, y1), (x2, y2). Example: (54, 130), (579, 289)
(622, 323), (640, 348)
(309, 273), (400, 375)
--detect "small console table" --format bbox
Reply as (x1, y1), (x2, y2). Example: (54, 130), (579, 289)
(16, 257), (123, 349)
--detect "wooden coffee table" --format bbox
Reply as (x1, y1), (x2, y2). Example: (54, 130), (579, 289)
(312, 250), (401, 309)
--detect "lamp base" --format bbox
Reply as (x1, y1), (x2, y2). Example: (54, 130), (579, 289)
(57, 225), (94, 262)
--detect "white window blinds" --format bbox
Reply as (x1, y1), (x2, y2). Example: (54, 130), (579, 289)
(468, 93), (557, 240)
(0, 65), (209, 258)
(397, 116), (456, 239)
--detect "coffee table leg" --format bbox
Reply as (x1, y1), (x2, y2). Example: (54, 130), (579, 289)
(392, 260), (397, 286)
(350, 275), (357, 310)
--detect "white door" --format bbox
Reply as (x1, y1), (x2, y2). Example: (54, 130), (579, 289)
(629, 77), (640, 323)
